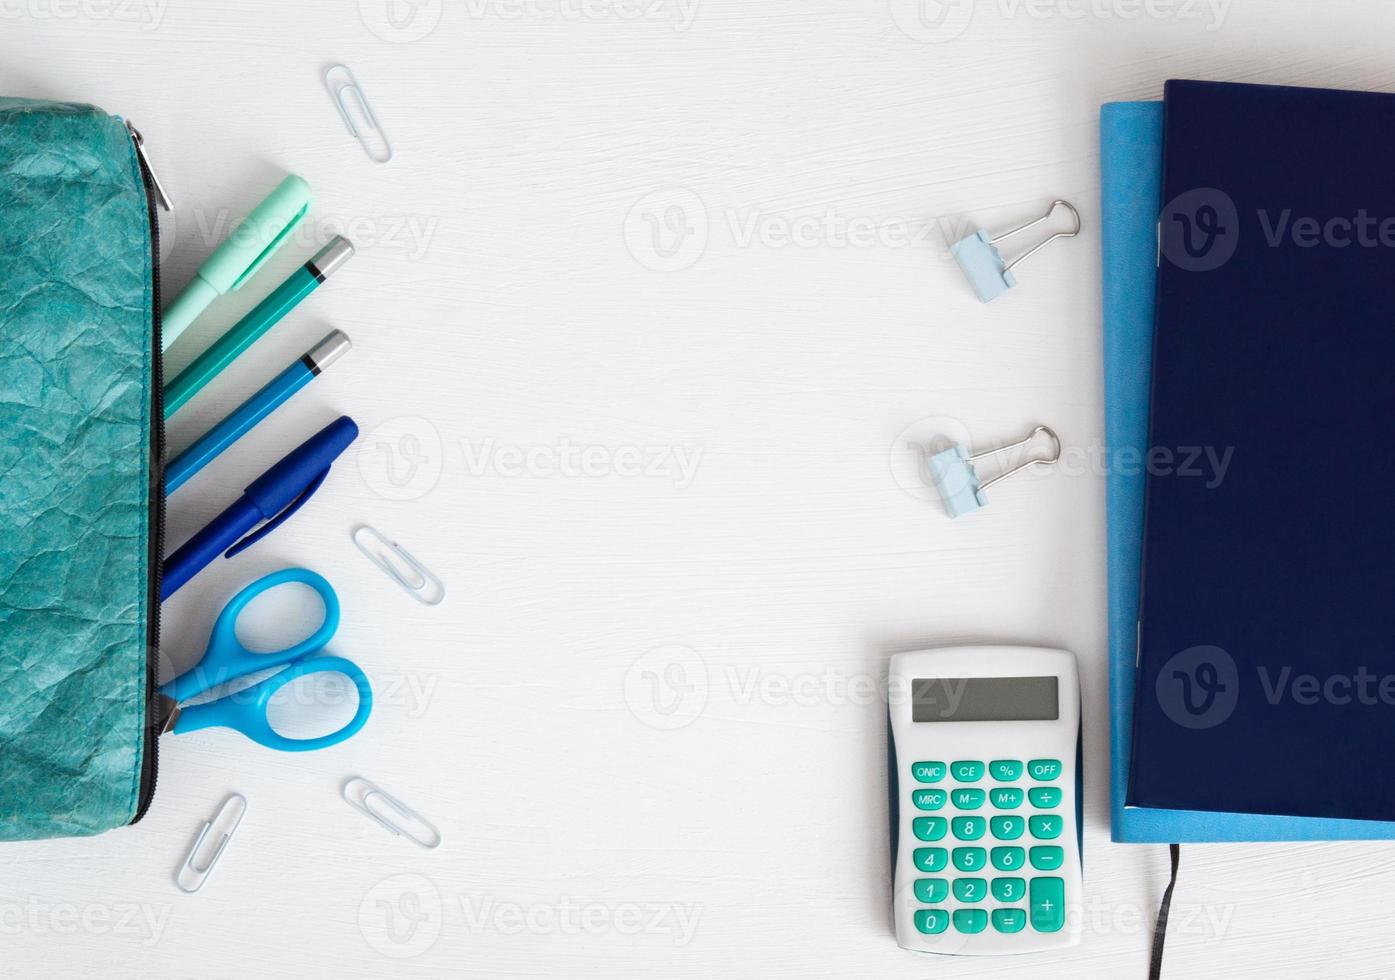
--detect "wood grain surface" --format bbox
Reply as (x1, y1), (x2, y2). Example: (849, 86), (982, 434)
(2, 1), (1393, 976)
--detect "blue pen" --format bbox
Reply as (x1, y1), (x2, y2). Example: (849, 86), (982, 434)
(162, 416), (359, 600)
(166, 331), (352, 495)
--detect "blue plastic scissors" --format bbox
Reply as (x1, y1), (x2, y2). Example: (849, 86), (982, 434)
(159, 567), (373, 752)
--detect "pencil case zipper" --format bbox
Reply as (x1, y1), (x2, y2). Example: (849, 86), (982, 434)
(127, 122), (169, 824)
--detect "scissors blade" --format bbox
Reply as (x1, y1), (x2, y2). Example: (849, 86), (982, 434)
(157, 694), (182, 735)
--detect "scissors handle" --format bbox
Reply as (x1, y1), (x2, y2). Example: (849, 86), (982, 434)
(172, 655), (373, 751)
(162, 567), (340, 704)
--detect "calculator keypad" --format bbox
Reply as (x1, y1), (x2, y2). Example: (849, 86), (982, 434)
(914, 878), (948, 903)
(951, 817), (984, 840)
(912, 789), (947, 811)
(951, 846), (986, 872)
(949, 761), (983, 781)
(913, 817), (947, 841)
(912, 761), (947, 783)
(989, 760), (1023, 781)
(990, 815), (1024, 840)
(990, 846), (1025, 871)
(990, 788), (1023, 809)
(952, 878), (986, 902)
(952, 908), (987, 934)
(1029, 815), (1061, 840)
(951, 789), (985, 810)
(991, 877), (1024, 902)
(909, 759), (1068, 936)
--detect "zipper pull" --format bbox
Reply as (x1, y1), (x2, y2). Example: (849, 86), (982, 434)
(125, 120), (173, 212)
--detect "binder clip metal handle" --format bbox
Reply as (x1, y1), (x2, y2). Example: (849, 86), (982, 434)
(951, 200), (1081, 302)
(928, 425), (1061, 518)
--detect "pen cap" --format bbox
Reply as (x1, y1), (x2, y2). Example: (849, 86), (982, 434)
(162, 277), (221, 342)
(306, 330), (352, 372)
(245, 416), (359, 518)
(201, 174), (313, 294)
(307, 237), (355, 281)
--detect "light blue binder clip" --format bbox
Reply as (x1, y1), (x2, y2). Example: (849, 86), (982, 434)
(928, 425), (1061, 518)
(950, 200), (1081, 303)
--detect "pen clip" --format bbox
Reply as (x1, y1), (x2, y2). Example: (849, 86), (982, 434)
(230, 204), (310, 291)
(224, 467), (330, 559)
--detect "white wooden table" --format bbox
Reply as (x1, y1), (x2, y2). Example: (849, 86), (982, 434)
(3, 1), (1393, 976)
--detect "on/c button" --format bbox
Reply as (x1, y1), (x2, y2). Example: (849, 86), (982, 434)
(912, 762), (946, 783)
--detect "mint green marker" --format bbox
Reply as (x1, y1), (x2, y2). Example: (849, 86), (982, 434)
(161, 174), (313, 352)
(164, 237), (355, 419)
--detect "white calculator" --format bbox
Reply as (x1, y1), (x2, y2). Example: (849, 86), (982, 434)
(888, 646), (1082, 954)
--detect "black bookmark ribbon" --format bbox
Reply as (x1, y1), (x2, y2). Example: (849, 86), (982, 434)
(1148, 844), (1181, 980)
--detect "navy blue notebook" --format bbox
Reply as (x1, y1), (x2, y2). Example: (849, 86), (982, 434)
(1128, 79), (1395, 822)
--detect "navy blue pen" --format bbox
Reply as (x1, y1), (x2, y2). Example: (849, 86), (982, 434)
(161, 416), (359, 600)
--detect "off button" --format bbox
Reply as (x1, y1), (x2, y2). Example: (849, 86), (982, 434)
(1027, 759), (1061, 781)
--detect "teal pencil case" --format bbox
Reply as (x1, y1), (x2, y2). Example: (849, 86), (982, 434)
(0, 99), (166, 840)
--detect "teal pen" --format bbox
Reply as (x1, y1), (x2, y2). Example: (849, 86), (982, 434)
(165, 331), (352, 495)
(164, 237), (354, 418)
(161, 174), (313, 351)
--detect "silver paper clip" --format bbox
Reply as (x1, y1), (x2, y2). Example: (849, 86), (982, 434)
(175, 794), (247, 893)
(325, 64), (393, 164)
(927, 425), (1061, 519)
(951, 200), (1081, 302)
(353, 525), (445, 605)
(343, 777), (442, 849)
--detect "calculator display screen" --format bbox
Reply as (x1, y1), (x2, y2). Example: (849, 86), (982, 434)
(911, 676), (1059, 722)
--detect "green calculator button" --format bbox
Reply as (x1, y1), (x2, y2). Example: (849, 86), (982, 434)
(952, 909), (987, 934)
(1029, 815), (1062, 840)
(913, 817), (947, 841)
(992, 877), (1025, 902)
(989, 788), (1023, 809)
(914, 908), (949, 935)
(1030, 877), (1065, 933)
(1029, 846), (1065, 871)
(951, 817), (984, 841)
(912, 789), (947, 811)
(1027, 759), (1062, 781)
(913, 847), (948, 872)
(1029, 787), (1062, 808)
(913, 878), (948, 903)
(950, 789), (985, 810)
(992, 908), (1027, 933)
(950, 761), (984, 782)
(912, 761), (946, 783)
(951, 847), (986, 872)
(990, 816), (1023, 840)
(990, 846), (1025, 871)
(989, 760), (1023, 781)
(952, 878), (987, 902)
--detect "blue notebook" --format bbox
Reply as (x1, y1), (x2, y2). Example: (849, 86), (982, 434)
(1102, 96), (1395, 840)
(1127, 79), (1395, 824)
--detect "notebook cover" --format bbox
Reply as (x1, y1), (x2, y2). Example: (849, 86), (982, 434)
(1128, 79), (1395, 822)
(1101, 99), (1395, 840)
